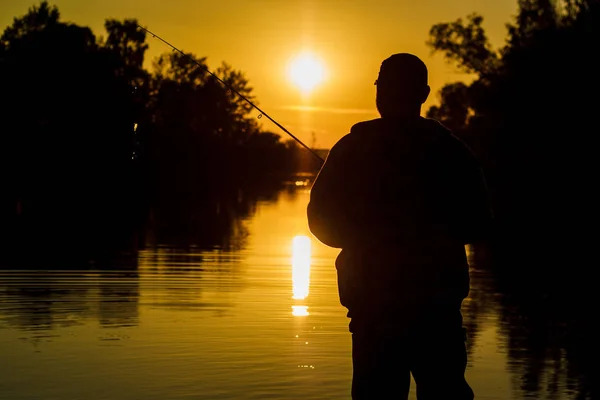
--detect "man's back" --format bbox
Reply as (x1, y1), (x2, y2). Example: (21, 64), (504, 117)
(307, 116), (490, 322)
(316, 53), (482, 399)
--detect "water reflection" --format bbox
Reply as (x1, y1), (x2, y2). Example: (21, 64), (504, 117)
(0, 270), (140, 332)
(137, 246), (242, 315)
(97, 271), (140, 328)
(489, 251), (598, 400)
(292, 235), (311, 300)
(461, 245), (498, 361)
(292, 305), (310, 317)
(1, 182), (598, 399)
(291, 235), (311, 317)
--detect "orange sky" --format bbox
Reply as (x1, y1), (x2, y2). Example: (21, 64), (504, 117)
(2, 0), (517, 148)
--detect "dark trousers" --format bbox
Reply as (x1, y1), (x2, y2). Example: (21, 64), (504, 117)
(350, 312), (474, 399)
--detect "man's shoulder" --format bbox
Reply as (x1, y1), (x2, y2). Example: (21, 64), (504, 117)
(420, 118), (468, 148)
(328, 118), (382, 154)
(422, 119), (479, 164)
(421, 117), (451, 133)
(349, 118), (384, 135)
(350, 117), (454, 138)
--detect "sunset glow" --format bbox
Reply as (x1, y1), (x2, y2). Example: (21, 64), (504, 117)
(288, 53), (325, 94)
(0, 0), (590, 398)
(0, 0), (518, 149)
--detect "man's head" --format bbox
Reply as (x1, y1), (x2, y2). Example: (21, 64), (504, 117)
(375, 53), (430, 119)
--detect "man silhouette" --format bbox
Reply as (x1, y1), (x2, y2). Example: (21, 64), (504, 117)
(307, 53), (491, 399)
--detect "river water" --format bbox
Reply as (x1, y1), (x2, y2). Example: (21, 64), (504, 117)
(0, 182), (594, 399)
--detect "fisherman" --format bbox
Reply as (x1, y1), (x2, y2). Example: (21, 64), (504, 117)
(307, 53), (492, 399)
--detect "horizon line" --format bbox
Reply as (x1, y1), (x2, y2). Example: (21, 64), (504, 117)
(278, 105), (378, 115)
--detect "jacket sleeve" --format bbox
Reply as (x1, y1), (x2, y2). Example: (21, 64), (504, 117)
(307, 136), (354, 248)
(445, 137), (494, 245)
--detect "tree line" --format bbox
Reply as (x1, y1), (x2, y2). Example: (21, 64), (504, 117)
(426, 0), (599, 256)
(0, 2), (321, 258)
(2, 0), (599, 259)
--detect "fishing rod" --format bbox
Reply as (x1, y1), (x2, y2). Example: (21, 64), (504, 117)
(137, 24), (325, 164)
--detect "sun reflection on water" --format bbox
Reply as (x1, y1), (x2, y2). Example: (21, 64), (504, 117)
(291, 235), (311, 316)
(292, 305), (309, 317)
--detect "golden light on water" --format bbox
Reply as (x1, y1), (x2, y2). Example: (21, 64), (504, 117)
(291, 235), (311, 317)
(291, 305), (309, 317)
(292, 235), (311, 300)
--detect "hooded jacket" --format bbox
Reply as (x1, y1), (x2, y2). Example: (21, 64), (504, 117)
(307, 117), (492, 321)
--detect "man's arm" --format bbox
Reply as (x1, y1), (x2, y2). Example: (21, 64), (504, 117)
(445, 137), (494, 245)
(307, 136), (353, 248)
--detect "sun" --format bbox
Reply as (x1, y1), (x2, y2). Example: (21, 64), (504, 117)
(288, 53), (325, 94)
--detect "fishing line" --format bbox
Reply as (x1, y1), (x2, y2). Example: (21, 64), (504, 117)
(137, 24), (325, 164)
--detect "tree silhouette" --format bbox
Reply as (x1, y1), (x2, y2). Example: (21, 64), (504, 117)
(0, 2), (140, 260)
(426, 0), (600, 250)
(427, 1), (600, 398)
(0, 2), (321, 264)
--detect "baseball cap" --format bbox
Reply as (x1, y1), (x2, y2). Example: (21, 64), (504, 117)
(375, 53), (428, 89)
